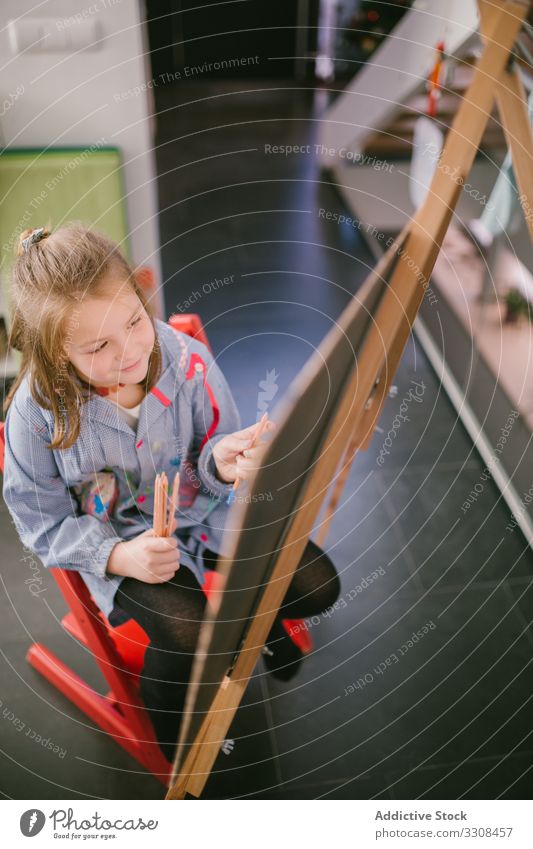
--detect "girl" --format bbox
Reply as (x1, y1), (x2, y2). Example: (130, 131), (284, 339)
(2, 222), (341, 763)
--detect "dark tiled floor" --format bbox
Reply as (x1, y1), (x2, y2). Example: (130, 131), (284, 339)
(1, 81), (532, 800)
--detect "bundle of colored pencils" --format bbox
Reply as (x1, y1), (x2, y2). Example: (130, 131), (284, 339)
(153, 470), (180, 536)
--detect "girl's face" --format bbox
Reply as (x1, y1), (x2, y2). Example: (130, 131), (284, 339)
(66, 282), (156, 387)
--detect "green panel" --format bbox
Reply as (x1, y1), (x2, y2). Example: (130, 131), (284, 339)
(0, 147), (130, 331)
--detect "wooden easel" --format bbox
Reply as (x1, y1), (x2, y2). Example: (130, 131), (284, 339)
(318, 0), (533, 545)
(165, 0), (531, 799)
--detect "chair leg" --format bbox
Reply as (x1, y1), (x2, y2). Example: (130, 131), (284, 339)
(27, 643), (172, 785)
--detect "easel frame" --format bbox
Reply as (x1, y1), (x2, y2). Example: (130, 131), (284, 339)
(319, 0), (533, 545)
(166, 0), (531, 799)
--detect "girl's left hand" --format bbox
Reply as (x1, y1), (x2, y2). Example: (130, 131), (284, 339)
(213, 419), (276, 484)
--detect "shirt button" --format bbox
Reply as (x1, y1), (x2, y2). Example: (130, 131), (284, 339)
(195, 362), (203, 373)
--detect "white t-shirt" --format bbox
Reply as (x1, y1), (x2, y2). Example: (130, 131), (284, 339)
(107, 399), (141, 430)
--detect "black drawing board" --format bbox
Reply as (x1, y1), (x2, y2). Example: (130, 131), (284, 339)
(173, 235), (406, 771)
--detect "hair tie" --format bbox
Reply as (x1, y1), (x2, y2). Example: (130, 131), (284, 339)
(21, 227), (47, 252)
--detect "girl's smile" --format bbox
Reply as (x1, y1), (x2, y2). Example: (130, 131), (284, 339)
(120, 356), (143, 373)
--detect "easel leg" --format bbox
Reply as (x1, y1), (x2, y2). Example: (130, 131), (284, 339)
(166, 675), (247, 799)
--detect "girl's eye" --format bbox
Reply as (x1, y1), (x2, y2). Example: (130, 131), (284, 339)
(86, 313), (143, 355)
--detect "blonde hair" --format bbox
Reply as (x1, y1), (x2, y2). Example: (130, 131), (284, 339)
(4, 221), (162, 450)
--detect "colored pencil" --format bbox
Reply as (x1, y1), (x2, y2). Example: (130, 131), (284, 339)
(166, 471), (180, 536)
(232, 412), (270, 491)
(154, 472), (166, 536)
(154, 472), (164, 536)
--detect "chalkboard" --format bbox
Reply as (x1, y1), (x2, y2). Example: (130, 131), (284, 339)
(173, 235), (406, 772)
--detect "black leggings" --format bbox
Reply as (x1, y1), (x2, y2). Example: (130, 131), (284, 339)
(113, 539), (340, 760)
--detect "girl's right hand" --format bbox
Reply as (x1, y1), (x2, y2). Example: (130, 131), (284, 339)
(106, 518), (180, 583)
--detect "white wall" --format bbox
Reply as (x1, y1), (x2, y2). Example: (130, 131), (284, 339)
(0, 0), (163, 317)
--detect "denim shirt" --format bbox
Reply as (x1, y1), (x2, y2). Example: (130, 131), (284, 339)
(2, 319), (241, 624)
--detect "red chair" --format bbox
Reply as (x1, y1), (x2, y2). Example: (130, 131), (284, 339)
(0, 313), (312, 786)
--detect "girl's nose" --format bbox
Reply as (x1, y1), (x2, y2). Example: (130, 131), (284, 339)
(116, 345), (136, 363)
